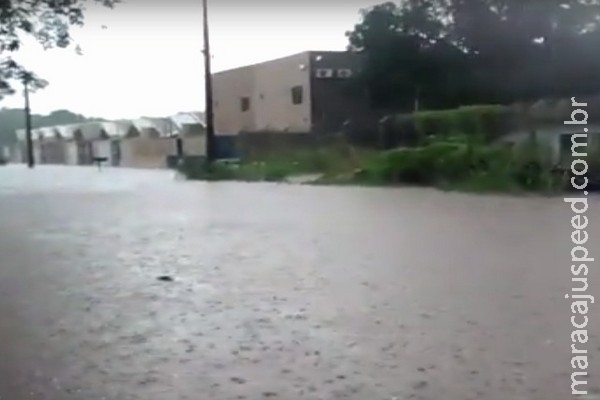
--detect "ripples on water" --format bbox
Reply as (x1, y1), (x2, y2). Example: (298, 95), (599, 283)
(0, 165), (598, 400)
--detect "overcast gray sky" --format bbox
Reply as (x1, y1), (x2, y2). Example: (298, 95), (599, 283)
(0, 0), (379, 120)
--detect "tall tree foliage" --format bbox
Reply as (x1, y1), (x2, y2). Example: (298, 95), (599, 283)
(347, 1), (461, 110)
(348, 0), (600, 111)
(0, 0), (118, 98)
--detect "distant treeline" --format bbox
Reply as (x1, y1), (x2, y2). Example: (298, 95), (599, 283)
(0, 109), (103, 146)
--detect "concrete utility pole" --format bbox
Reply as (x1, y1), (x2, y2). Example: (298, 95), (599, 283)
(202, 0), (216, 164)
(23, 76), (34, 168)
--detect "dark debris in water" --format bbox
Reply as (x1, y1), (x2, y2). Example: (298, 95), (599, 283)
(157, 275), (175, 282)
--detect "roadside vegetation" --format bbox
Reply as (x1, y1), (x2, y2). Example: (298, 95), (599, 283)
(178, 140), (377, 183)
(178, 104), (597, 194)
(177, 136), (583, 195)
(356, 135), (565, 193)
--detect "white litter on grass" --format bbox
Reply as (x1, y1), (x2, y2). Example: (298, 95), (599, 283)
(285, 174), (323, 184)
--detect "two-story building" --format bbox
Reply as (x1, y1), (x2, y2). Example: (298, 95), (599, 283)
(212, 51), (373, 136)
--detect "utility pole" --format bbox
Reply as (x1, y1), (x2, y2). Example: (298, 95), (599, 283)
(202, 0), (216, 165)
(414, 85), (421, 113)
(23, 76), (34, 168)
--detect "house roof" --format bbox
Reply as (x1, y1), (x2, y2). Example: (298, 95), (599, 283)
(37, 127), (61, 140)
(169, 112), (205, 129)
(54, 124), (82, 140)
(213, 51), (311, 76)
(212, 50), (364, 76)
(132, 117), (176, 137)
(101, 121), (135, 138)
(76, 122), (108, 140)
(13, 111), (211, 141)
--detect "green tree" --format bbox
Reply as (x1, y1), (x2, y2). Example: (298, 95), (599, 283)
(346, 1), (466, 111)
(0, 0), (119, 98)
(347, 0), (600, 110)
(449, 0), (600, 102)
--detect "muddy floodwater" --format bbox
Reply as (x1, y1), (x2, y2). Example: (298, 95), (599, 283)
(0, 165), (598, 400)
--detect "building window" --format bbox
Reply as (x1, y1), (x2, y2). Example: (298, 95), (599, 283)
(291, 86), (303, 105)
(315, 68), (334, 78)
(337, 68), (353, 78)
(240, 97), (250, 112)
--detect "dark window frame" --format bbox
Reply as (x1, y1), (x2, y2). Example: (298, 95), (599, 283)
(291, 85), (303, 105)
(240, 97), (250, 112)
(337, 68), (353, 78)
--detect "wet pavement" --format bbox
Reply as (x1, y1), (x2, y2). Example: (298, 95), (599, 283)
(0, 165), (598, 400)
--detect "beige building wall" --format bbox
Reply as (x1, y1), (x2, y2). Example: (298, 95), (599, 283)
(33, 142), (42, 164)
(253, 52), (312, 132)
(65, 142), (79, 165)
(213, 52), (312, 134)
(214, 65), (255, 133)
(39, 140), (67, 164)
(120, 137), (176, 169)
(182, 136), (206, 156)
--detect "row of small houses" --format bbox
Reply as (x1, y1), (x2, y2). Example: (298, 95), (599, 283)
(9, 112), (224, 169)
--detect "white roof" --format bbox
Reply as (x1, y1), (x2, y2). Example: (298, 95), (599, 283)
(15, 127), (62, 141)
(78, 122), (108, 140)
(170, 112), (205, 129)
(101, 121), (135, 138)
(54, 124), (82, 140)
(32, 129), (44, 140)
(13, 112), (208, 141)
(132, 117), (176, 137)
(38, 127), (61, 140)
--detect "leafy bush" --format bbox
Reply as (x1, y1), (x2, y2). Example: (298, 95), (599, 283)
(177, 143), (373, 183)
(176, 157), (240, 181)
(509, 133), (558, 190)
(380, 114), (419, 148)
(362, 134), (563, 192)
(454, 105), (514, 141)
(414, 110), (452, 140)
(370, 140), (473, 185)
(263, 164), (295, 182)
(431, 142), (473, 182)
(382, 148), (433, 184)
(381, 104), (513, 148)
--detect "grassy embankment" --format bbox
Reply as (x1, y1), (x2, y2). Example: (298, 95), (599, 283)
(178, 140), (376, 184)
(178, 137), (583, 194)
(178, 105), (597, 193)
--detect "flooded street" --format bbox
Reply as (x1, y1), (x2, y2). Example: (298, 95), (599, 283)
(0, 165), (597, 400)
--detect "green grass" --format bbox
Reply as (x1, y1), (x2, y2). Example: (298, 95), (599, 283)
(178, 142), (376, 184)
(177, 137), (573, 194)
